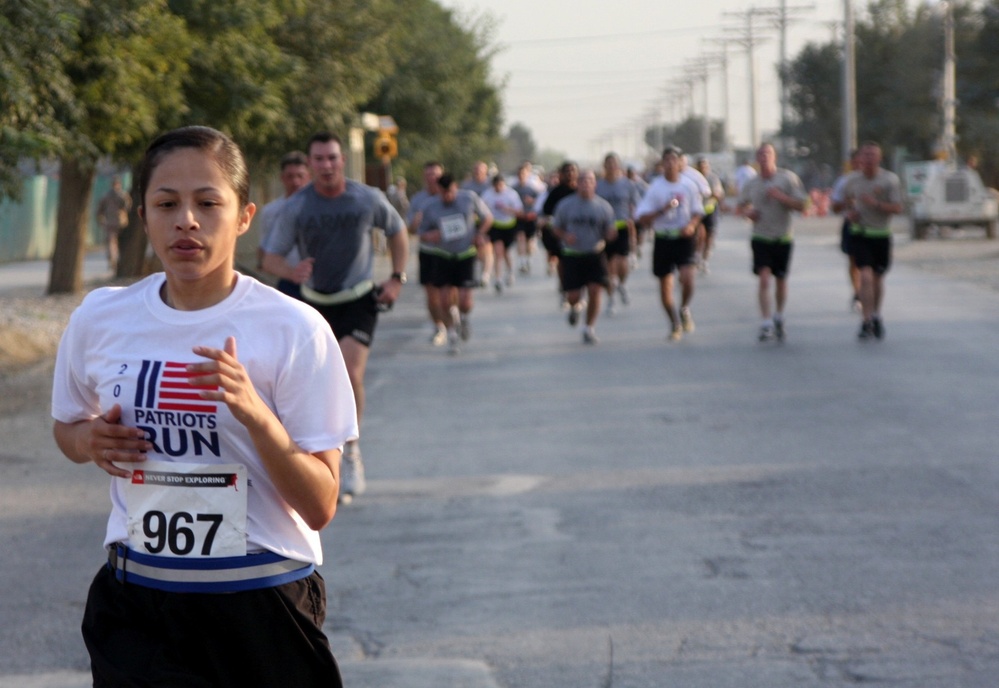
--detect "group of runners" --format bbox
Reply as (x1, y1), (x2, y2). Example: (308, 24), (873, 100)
(52, 125), (904, 687)
(398, 139), (901, 347)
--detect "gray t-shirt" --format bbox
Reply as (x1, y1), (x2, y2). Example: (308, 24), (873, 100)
(264, 180), (404, 293)
(257, 196), (300, 265)
(406, 189), (436, 225)
(513, 182), (539, 212)
(738, 169), (808, 240)
(595, 177), (641, 223)
(461, 179), (490, 198)
(552, 194), (616, 254)
(417, 190), (492, 256)
(842, 168), (902, 232)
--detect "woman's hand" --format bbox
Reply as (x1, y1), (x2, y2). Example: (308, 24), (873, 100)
(53, 404), (151, 479)
(189, 337), (265, 428)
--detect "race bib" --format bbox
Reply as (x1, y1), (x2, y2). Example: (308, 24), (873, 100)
(440, 213), (467, 241)
(119, 460), (248, 558)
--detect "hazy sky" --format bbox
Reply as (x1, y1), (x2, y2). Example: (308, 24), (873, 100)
(438, 0), (871, 165)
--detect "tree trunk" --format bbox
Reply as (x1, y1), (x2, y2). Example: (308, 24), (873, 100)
(117, 159), (149, 278)
(47, 157), (96, 295)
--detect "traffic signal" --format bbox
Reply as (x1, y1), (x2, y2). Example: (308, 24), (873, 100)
(374, 133), (397, 159)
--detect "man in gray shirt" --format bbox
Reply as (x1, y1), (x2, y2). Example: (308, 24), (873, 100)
(553, 169), (617, 344)
(841, 140), (903, 340)
(737, 142), (808, 342)
(417, 173), (493, 353)
(262, 131), (408, 502)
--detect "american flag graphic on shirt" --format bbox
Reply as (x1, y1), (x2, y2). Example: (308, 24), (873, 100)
(134, 360), (218, 413)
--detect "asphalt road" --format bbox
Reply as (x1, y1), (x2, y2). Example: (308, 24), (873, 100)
(2, 214), (998, 687)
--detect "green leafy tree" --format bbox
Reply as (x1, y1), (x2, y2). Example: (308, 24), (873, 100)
(362, 0), (505, 184)
(780, 0), (997, 173)
(645, 117), (725, 156)
(48, 0), (190, 293)
(0, 0), (77, 200)
(497, 122), (537, 174)
(244, 0), (395, 158)
(781, 42), (842, 168)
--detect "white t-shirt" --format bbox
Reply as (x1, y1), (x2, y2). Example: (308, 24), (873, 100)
(52, 273), (358, 565)
(480, 187), (523, 226)
(633, 175), (705, 233)
(734, 164), (758, 194)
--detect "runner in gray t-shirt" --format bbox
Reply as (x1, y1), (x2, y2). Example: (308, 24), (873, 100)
(596, 153), (641, 313)
(552, 169), (617, 344)
(261, 132), (409, 503)
(406, 161), (448, 346)
(418, 174), (493, 353)
(462, 161), (492, 286)
(737, 143), (808, 342)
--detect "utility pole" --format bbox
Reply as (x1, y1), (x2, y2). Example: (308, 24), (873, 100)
(842, 0), (857, 164)
(756, 0), (815, 140)
(724, 9), (771, 148)
(939, 0), (957, 162)
(703, 43), (732, 153)
(686, 59), (712, 153)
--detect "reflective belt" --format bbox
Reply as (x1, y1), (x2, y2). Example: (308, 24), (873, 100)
(751, 234), (793, 244)
(654, 229), (685, 239)
(107, 543), (315, 593)
(301, 279), (374, 306)
(849, 223), (891, 238)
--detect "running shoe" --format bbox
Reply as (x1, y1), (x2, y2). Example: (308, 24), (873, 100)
(669, 327), (683, 342)
(618, 283), (630, 305)
(759, 324), (775, 342)
(494, 280), (503, 294)
(680, 307), (695, 333)
(858, 320), (874, 340)
(568, 303), (581, 326)
(431, 328), (447, 347)
(447, 328), (461, 354)
(582, 327), (598, 344)
(871, 316), (885, 340)
(774, 318), (785, 342)
(341, 448), (366, 499)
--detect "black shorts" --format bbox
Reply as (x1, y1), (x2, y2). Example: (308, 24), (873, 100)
(561, 252), (609, 291)
(488, 225), (517, 248)
(751, 238), (794, 278)
(604, 226), (631, 257)
(652, 235), (695, 277)
(83, 565), (342, 688)
(430, 253), (477, 288)
(306, 289), (379, 347)
(839, 218), (852, 255)
(851, 234), (892, 274)
(419, 251), (437, 286)
(702, 211), (717, 233)
(516, 218), (538, 239)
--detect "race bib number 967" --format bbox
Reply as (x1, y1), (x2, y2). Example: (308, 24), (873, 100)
(119, 460), (248, 558)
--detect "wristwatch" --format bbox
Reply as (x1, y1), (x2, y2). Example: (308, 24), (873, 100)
(390, 272), (407, 284)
